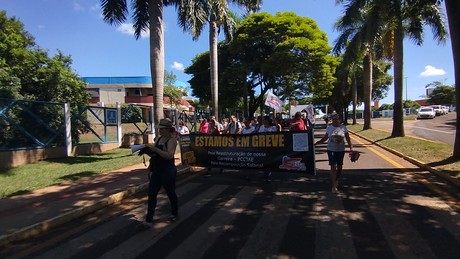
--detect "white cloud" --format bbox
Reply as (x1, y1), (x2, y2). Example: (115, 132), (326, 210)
(420, 65), (446, 77)
(90, 4), (99, 12)
(116, 23), (149, 38)
(171, 61), (185, 71)
(73, 2), (84, 12)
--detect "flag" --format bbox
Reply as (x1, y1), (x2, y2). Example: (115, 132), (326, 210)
(305, 104), (316, 124)
(265, 91), (283, 113)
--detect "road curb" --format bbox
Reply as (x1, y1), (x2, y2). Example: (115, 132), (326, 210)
(350, 131), (460, 189)
(0, 166), (190, 248)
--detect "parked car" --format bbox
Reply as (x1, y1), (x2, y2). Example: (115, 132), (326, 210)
(314, 109), (327, 120)
(417, 107), (436, 119)
(442, 106), (449, 115)
(431, 105), (444, 116)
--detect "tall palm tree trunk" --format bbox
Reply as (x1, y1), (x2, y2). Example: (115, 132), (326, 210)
(445, 0), (460, 158)
(209, 20), (219, 120)
(243, 80), (248, 118)
(352, 74), (357, 125)
(363, 52), (372, 130)
(391, 22), (405, 137)
(149, 0), (165, 134)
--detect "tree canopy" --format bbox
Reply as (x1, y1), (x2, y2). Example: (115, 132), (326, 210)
(426, 81), (456, 105)
(0, 11), (90, 145)
(186, 12), (338, 116)
(0, 11), (89, 105)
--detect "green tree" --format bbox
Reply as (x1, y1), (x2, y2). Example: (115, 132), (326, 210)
(377, 103), (393, 111)
(334, 1), (397, 129)
(426, 81), (455, 105)
(176, 0), (262, 120)
(164, 70), (177, 86)
(164, 85), (187, 108)
(101, 0), (174, 134)
(0, 11), (90, 144)
(0, 64), (21, 99)
(334, 1), (376, 129)
(185, 46), (245, 115)
(336, 0), (447, 137)
(163, 70), (187, 109)
(120, 103), (142, 123)
(229, 12), (337, 116)
(186, 12), (337, 117)
(329, 56), (392, 122)
(403, 100), (421, 109)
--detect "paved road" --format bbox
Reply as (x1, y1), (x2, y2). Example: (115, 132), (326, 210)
(365, 112), (456, 146)
(2, 132), (460, 259)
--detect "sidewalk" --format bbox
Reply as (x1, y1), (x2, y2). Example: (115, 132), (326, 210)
(0, 159), (191, 247)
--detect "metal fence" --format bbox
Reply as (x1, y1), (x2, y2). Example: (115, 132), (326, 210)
(0, 98), (70, 151)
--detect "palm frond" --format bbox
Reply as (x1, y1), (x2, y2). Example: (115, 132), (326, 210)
(100, 0), (128, 25)
(230, 0), (263, 14)
(132, 0), (149, 39)
(176, 0), (208, 40)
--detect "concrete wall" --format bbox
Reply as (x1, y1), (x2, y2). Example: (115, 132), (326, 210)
(0, 143), (120, 169)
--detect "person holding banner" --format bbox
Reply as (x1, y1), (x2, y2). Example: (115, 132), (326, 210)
(199, 118), (209, 134)
(314, 114), (353, 193)
(242, 118), (256, 134)
(290, 112), (306, 131)
(207, 119), (221, 134)
(258, 116), (277, 133)
(177, 120), (190, 135)
(143, 118), (179, 223)
(258, 116), (277, 182)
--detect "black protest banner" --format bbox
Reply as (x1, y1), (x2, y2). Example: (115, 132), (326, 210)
(179, 130), (316, 175)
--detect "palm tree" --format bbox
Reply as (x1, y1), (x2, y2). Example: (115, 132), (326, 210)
(444, 0), (460, 158)
(336, 0), (447, 137)
(100, 0), (175, 134)
(383, 0), (446, 137)
(334, 1), (377, 130)
(176, 0), (262, 120)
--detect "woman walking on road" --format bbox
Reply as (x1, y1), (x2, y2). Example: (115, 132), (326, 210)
(314, 114), (353, 193)
(141, 118), (178, 223)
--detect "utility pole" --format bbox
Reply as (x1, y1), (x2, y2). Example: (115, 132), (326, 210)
(404, 77), (408, 100)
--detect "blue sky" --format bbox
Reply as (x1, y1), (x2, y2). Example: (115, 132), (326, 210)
(1, 0), (454, 105)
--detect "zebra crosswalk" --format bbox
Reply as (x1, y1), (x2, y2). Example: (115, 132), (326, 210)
(11, 170), (460, 258)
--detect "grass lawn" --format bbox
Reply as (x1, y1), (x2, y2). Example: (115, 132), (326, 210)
(0, 148), (144, 198)
(347, 124), (460, 180)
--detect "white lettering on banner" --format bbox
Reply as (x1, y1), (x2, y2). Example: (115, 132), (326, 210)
(179, 131), (316, 174)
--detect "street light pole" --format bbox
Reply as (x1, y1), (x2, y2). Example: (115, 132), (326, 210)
(404, 77), (408, 100)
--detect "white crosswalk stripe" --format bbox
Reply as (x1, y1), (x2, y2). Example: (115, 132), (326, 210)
(18, 171), (460, 259)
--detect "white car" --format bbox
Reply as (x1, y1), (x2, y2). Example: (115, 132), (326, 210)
(417, 107), (436, 119)
(442, 106), (449, 114)
(431, 105), (443, 116)
(314, 109), (327, 120)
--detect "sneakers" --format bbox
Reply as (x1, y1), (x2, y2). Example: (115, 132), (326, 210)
(145, 215), (178, 223)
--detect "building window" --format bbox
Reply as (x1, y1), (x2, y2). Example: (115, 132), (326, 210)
(87, 89), (99, 97)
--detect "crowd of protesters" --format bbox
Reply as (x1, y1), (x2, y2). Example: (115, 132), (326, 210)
(182, 112), (310, 137)
(176, 112), (312, 181)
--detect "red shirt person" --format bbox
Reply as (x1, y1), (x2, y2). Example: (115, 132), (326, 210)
(290, 112), (306, 131)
